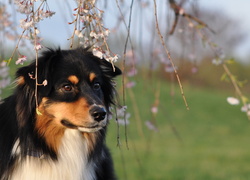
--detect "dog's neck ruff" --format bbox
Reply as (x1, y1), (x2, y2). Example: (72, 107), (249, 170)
(10, 130), (96, 180)
(27, 149), (45, 159)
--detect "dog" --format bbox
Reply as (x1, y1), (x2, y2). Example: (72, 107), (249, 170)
(0, 47), (121, 180)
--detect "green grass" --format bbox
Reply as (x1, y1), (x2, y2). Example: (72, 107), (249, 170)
(106, 76), (250, 180)
(1, 65), (250, 179)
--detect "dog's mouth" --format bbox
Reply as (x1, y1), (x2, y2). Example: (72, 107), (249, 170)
(61, 119), (106, 133)
(77, 126), (103, 133)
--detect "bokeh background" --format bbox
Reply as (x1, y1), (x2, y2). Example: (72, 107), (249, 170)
(1, 0), (250, 179)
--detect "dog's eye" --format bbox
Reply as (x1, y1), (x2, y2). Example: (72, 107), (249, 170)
(63, 84), (73, 92)
(93, 82), (101, 90)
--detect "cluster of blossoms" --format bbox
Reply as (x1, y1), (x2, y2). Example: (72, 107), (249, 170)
(227, 97), (250, 118)
(0, 3), (16, 42)
(14, 0), (55, 26)
(14, 0), (55, 31)
(145, 120), (158, 132)
(115, 106), (131, 126)
(13, 0), (55, 64)
(70, 0), (118, 64)
(214, 48), (250, 119)
(123, 50), (137, 89)
(108, 106), (130, 126)
(144, 106), (159, 132)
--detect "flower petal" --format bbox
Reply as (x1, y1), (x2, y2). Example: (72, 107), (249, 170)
(227, 97), (240, 105)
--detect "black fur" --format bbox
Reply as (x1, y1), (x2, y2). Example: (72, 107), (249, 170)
(0, 47), (121, 180)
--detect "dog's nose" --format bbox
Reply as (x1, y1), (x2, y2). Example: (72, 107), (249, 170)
(90, 106), (107, 122)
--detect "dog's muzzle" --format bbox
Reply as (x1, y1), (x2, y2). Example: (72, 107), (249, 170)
(89, 105), (107, 122)
(60, 105), (108, 133)
(77, 105), (107, 133)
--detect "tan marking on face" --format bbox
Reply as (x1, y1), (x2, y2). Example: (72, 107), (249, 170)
(36, 97), (100, 152)
(16, 76), (25, 85)
(68, 75), (79, 84)
(36, 98), (65, 153)
(89, 72), (96, 82)
(47, 98), (91, 125)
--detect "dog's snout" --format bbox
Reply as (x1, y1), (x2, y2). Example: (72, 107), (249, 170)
(90, 106), (107, 122)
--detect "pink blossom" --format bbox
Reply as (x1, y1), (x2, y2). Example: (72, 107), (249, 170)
(75, 30), (84, 38)
(103, 29), (110, 36)
(116, 106), (127, 117)
(34, 43), (43, 50)
(212, 58), (222, 66)
(42, 80), (48, 86)
(145, 121), (158, 132)
(16, 56), (27, 65)
(15, 1), (32, 14)
(191, 67), (198, 74)
(90, 31), (98, 39)
(44, 10), (55, 18)
(116, 118), (130, 126)
(241, 104), (250, 112)
(115, 106), (131, 126)
(188, 53), (196, 61)
(105, 54), (119, 63)
(20, 19), (33, 30)
(126, 81), (136, 88)
(127, 68), (137, 77)
(227, 97), (240, 105)
(151, 106), (158, 114)
(92, 48), (103, 59)
(165, 65), (175, 73)
(179, 8), (185, 15)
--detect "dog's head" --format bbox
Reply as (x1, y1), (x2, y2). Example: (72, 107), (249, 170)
(15, 48), (121, 135)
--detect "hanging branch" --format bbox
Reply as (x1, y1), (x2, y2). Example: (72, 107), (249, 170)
(168, 0), (215, 35)
(222, 63), (250, 120)
(183, 8), (250, 120)
(68, 1), (82, 49)
(114, 0), (135, 149)
(153, 0), (190, 110)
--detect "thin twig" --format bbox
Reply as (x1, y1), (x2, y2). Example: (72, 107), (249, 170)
(114, 107), (121, 147)
(115, 0), (135, 149)
(68, 2), (82, 48)
(31, 5), (40, 110)
(222, 63), (250, 120)
(6, 29), (26, 64)
(153, 0), (190, 110)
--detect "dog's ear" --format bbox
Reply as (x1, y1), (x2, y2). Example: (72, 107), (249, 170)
(15, 49), (59, 128)
(15, 49), (59, 96)
(99, 59), (122, 78)
(80, 47), (121, 77)
(95, 58), (121, 107)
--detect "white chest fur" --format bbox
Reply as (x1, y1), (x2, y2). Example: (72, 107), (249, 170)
(10, 130), (96, 180)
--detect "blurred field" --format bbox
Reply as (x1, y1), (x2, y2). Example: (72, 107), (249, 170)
(1, 63), (250, 180)
(107, 74), (250, 180)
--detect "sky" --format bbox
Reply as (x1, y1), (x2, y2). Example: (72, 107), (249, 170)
(2, 0), (250, 61)
(199, 0), (250, 60)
